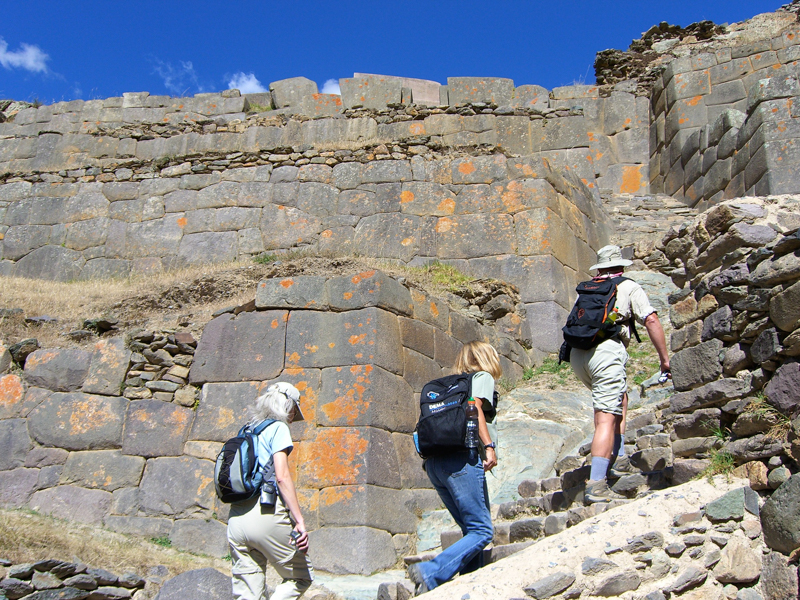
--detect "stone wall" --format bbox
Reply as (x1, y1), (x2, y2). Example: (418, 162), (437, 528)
(0, 268), (530, 575)
(656, 198), (800, 489)
(649, 25), (800, 207)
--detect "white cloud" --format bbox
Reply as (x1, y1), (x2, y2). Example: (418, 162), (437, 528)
(227, 72), (267, 94)
(152, 59), (204, 95)
(0, 37), (49, 73)
(321, 78), (341, 95)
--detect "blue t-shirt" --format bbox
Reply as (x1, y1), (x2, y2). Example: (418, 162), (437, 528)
(256, 420), (293, 470)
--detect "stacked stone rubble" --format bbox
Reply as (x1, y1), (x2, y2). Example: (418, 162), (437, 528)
(0, 269), (529, 576)
(654, 198), (800, 485)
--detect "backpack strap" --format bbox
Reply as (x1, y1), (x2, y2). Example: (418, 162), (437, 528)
(250, 419), (277, 479)
(609, 276), (643, 343)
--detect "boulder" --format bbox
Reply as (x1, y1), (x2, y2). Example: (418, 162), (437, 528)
(523, 571), (576, 599)
(713, 535), (762, 583)
(82, 338), (131, 396)
(760, 550), (799, 600)
(169, 519), (228, 558)
(751, 327), (782, 364)
(29, 485), (112, 525)
(764, 361), (800, 416)
(307, 526), (395, 575)
(761, 473), (800, 554)
(154, 568), (232, 600)
(706, 486), (760, 522)
(671, 339), (723, 391)
(24, 348), (91, 392)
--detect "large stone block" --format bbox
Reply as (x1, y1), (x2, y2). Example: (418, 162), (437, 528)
(521, 301), (569, 354)
(123, 400), (194, 457)
(326, 270), (413, 316)
(81, 338), (131, 396)
(121, 214), (185, 258)
(285, 307), (403, 375)
(0, 468), (40, 508)
(14, 245), (85, 282)
(269, 76), (318, 108)
(750, 250), (800, 287)
(28, 392), (127, 450)
(297, 426), (401, 489)
(60, 450), (145, 491)
(340, 77), (402, 109)
(468, 254), (572, 308)
(30, 485), (112, 525)
(0, 377), (41, 421)
(255, 276), (328, 310)
(139, 456), (216, 518)
(398, 317), (435, 359)
(398, 181), (455, 216)
(352, 213), (424, 261)
(260, 203), (322, 249)
(511, 85), (549, 109)
(671, 339), (723, 391)
(300, 93), (344, 117)
(403, 348), (444, 394)
(446, 77), (514, 106)
(318, 364), (416, 433)
(176, 231), (237, 266)
(0, 418), (31, 471)
(515, 208), (578, 269)
(190, 311), (288, 384)
(530, 117), (591, 152)
(104, 515), (173, 538)
(666, 71), (711, 108)
(1, 225), (51, 260)
(154, 567), (233, 600)
(189, 381), (264, 443)
(319, 485), (419, 534)
(393, 432), (431, 490)
(308, 525), (395, 575)
(434, 214), (515, 259)
(169, 519), (228, 558)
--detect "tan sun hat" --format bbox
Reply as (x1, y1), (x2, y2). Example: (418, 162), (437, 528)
(271, 381), (305, 421)
(589, 245), (633, 271)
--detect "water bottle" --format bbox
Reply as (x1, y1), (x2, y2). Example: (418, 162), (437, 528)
(465, 399), (479, 449)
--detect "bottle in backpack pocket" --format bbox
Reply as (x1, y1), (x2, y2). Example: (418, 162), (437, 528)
(465, 399), (479, 449)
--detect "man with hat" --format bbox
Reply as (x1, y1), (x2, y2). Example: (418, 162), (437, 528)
(569, 245), (670, 503)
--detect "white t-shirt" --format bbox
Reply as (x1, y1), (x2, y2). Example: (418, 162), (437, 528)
(470, 370), (498, 457)
(613, 279), (657, 346)
(256, 420), (293, 470)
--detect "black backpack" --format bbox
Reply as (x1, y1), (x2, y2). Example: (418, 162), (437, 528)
(214, 419), (276, 504)
(413, 373), (498, 459)
(562, 276), (633, 352)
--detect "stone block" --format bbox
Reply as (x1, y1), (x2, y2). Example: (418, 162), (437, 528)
(751, 327), (782, 364)
(176, 231), (237, 266)
(403, 348), (443, 394)
(511, 84), (549, 109)
(81, 338), (131, 396)
(104, 515), (172, 538)
(255, 276), (328, 310)
(447, 77), (514, 106)
(523, 571), (575, 599)
(550, 85), (599, 99)
(670, 338), (723, 391)
(671, 436), (719, 457)
(14, 245), (85, 282)
(122, 400), (194, 457)
(318, 364), (416, 433)
(139, 456), (216, 518)
(666, 71), (711, 108)
(670, 320), (703, 352)
(308, 526), (396, 575)
(764, 362), (800, 416)
(398, 317), (435, 358)
(285, 307), (403, 375)
(750, 250), (800, 287)
(629, 447), (672, 472)
(28, 392), (126, 450)
(0, 467), (39, 508)
(299, 93), (343, 117)
(669, 293), (719, 330)
(515, 208), (578, 269)
(672, 408), (721, 439)
(154, 567), (233, 600)
(120, 214), (185, 258)
(408, 288), (449, 331)
(326, 270), (413, 316)
(351, 213), (424, 261)
(434, 214), (515, 260)
(666, 98), (708, 145)
(2, 225), (51, 260)
(169, 518), (228, 558)
(189, 381), (264, 443)
(319, 485), (419, 534)
(530, 116), (591, 152)
(509, 516), (545, 542)
(340, 77), (402, 109)
(30, 485), (112, 525)
(434, 328), (463, 369)
(0, 376), (37, 420)
(80, 258), (132, 280)
(701, 305), (733, 341)
(189, 311), (288, 384)
(269, 77), (319, 108)
(0, 418), (31, 471)
(725, 433), (784, 463)
(297, 426), (400, 489)
(60, 450), (145, 491)
(770, 280), (800, 332)
(392, 432), (431, 490)
(669, 377), (751, 414)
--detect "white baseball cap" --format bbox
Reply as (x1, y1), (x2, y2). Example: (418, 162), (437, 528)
(272, 381), (305, 421)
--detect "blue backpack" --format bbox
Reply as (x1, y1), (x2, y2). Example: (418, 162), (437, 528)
(214, 420), (276, 504)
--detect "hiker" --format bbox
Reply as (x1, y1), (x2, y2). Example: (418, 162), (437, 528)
(566, 245), (670, 504)
(408, 341), (500, 594)
(226, 382), (314, 600)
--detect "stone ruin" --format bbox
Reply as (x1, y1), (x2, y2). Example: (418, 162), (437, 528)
(2, 2), (800, 583)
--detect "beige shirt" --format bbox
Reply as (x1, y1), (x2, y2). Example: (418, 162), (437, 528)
(613, 279), (656, 346)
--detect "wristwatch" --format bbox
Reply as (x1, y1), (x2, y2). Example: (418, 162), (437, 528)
(484, 443), (496, 449)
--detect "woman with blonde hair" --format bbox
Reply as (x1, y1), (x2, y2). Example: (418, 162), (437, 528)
(408, 341), (501, 594)
(226, 381), (314, 600)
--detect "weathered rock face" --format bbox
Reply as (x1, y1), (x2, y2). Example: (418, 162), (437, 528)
(761, 473), (800, 555)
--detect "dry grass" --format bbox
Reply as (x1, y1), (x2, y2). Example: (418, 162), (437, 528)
(0, 508), (229, 576)
(742, 394), (793, 441)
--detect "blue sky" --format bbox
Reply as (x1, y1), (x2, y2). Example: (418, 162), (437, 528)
(0, 1), (785, 104)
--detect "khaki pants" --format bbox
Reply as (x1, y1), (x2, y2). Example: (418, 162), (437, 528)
(570, 338), (628, 416)
(227, 496), (314, 600)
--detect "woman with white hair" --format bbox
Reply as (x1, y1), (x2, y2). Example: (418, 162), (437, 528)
(227, 381), (314, 600)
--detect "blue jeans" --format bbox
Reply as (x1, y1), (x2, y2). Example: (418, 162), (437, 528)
(418, 450), (493, 590)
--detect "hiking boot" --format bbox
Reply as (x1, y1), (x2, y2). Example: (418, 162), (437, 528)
(584, 479), (626, 504)
(407, 562), (430, 596)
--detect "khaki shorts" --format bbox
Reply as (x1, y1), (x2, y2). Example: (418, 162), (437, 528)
(570, 339), (628, 416)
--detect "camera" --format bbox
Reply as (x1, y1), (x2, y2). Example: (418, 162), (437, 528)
(260, 480), (277, 506)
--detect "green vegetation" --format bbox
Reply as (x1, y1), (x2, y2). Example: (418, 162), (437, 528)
(706, 421), (731, 442)
(253, 253), (279, 265)
(627, 343), (662, 386)
(247, 102), (272, 113)
(701, 449), (736, 482)
(408, 260), (474, 293)
(523, 356), (576, 389)
(742, 394), (791, 441)
(151, 536), (172, 548)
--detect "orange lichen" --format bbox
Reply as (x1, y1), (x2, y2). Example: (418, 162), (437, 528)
(348, 334), (367, 345)
(400, 190), (415, 204)
(458, 161), (476, 175)
(177, 217), (187, 228)
(0, 375), (24, 409)
(298, 429), (369, 487)
(343, 292), (353, 300)
(620, 165), (646, 194)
